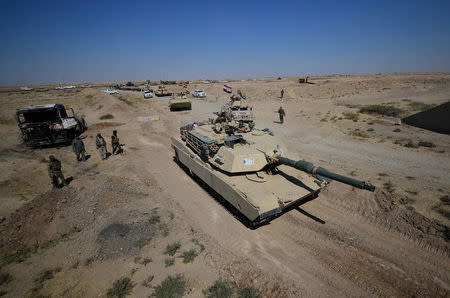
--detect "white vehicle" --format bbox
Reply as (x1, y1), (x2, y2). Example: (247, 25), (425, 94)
(192, 90), (206, 98)
(63, 85), (76, 89)
(143, 90), (153, 98)
(20, 86), (33, 91)
(104, 88), (119, 94)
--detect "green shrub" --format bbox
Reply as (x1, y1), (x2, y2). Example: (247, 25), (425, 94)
(164, 242), (181, 256)
(152, 275), (185, 298)
(100, 114), (114, 120)
(181, 249), (198, 263)
(418, 141), (435, 148)
(107, 277), (135, 298)
(404, 140), (418, 148)
(203, 280), (233, 298)
(348, 130), (369, 138)
(165, 258), (175, 267)
(407, 101), (434, 111)
(141, 257), (152, 265)
(238, 287), (261, 298)
(142, 275), (154, 287)
(342, 112), (359, 122)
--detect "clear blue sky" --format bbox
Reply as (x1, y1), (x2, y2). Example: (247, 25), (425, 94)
(1, 0), (449, 85)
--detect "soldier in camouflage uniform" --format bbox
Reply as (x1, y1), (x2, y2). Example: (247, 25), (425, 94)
(96, 133), (108, 160)
(72, 136), (86, 161)
(111, 130), (121, 155)
(278, 106), (286, 124)
(48, 155), (67, 187)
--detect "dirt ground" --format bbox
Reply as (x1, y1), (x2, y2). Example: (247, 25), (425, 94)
(0, 73), (449, 297)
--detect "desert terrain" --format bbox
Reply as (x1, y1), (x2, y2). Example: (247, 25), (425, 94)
(0, 73), (449, 297)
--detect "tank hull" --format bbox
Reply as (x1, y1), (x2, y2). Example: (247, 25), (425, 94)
(171, 136), (323, 224)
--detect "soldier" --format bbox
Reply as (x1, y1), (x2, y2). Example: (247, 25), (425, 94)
(111, 130), (121, 155)
(96, 133), (108, 160)
(72, 136), (86, 161)
(278, 106), (286, 124)
(280, 86), (284, 98)
(48, 155), (67, 187)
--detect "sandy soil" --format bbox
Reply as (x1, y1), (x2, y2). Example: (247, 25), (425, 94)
(0, 73), (449, 297)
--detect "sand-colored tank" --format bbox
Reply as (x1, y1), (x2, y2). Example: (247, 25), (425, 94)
(155, 85), (172, 97)
(169, 95), (192, 111)
(171, 122), (375, 226)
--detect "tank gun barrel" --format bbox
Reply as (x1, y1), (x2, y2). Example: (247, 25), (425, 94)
(276, 156), (375, 192)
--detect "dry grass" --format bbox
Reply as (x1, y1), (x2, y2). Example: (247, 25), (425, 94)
(359, 104), (404, 117)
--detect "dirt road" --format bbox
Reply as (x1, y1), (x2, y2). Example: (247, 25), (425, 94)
(0, 73), (449, 297)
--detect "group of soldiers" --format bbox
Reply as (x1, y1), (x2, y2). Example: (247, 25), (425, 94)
(95, 130), (122, 160)
(48, 130), (122, 187)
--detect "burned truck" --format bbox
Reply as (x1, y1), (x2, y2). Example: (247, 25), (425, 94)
(16, 104), (87, 147)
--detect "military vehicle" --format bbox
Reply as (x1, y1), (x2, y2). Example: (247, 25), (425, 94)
(171, 122), (375, 226)
(155, 85), (173, 97)
(223, 93), (255, 123)
(161, 80), (177, 85)
(169, 95), (191, 111)
(16, 104), (87, 147)
(299, 76), (311, 84)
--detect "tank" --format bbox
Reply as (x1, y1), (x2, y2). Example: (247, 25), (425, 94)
(171, 122), (375, 226)
(155, 85), (172, 97)
(169, 95), (192, 111)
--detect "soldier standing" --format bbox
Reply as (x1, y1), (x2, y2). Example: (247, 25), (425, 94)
(72, 136), (86, 161)
(278, 106), (286, 124)
(48, 155), (67, 187)
(96, 133), (108, 160)
(111, 130), (121, 154)
(280, 86), (284, 98)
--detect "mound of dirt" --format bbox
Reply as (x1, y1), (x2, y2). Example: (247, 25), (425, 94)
(373, 190), (449, 253)
(97, 221), (156, 259)
(0, 187), (78, 256)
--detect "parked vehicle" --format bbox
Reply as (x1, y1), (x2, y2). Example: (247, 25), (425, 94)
(16, 104), (87, 147)
(192, 90), (206, 98)
(143, 90), (153, 98)
(104, 88), (119, 94)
